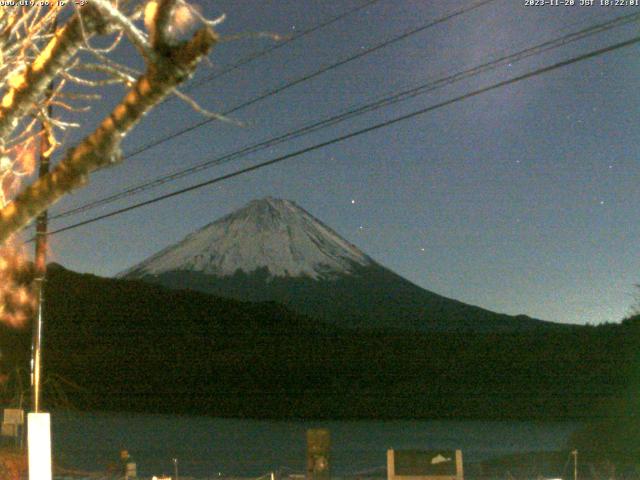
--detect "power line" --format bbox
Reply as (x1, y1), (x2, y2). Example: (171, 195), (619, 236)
(121, 0), (499, 160)
(139, 0), (384, 110)
(51, 10), (640, 220)
(49, 0), (500, 220)
(70, 0), (384, 165)
(44, 34), (640, 238)
(186, 0), (384, 91)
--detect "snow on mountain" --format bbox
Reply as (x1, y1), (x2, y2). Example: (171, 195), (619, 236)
(120, 197), (373, 280)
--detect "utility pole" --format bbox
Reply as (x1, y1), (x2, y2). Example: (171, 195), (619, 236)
(28, 89), (53, 480)
(30, 72), (52, 415)
(173, 457), (179, 480)
(30, 7), (56, 417)
(27, 11), (56, 480)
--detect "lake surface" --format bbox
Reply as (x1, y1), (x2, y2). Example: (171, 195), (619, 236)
(50, 411), (580, 479)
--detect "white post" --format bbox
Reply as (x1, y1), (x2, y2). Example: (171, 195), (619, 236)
(28, 412), (52, 480)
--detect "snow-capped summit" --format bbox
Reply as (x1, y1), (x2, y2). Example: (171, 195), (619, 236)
(120, 197), (373, 280)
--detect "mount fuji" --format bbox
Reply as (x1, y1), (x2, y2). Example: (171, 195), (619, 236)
(120, 197), (554, 332)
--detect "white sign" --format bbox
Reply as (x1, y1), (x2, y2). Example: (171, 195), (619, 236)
(387, 449), (464, 480)
(28, 413), (52, 480)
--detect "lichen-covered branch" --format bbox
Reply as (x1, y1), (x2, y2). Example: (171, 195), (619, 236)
(152, 0), (179, 48)
(0, 27), (217, 244)
(0, 6), (107, 144)
(90, 0), (155, 61)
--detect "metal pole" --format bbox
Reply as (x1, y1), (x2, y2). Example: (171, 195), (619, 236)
(572, 449), (578, 480)
(30, 277), (44, 413)
(173, 457), (179, 480)
(31, 112), (51, 414)
(30, 20), (55, 413)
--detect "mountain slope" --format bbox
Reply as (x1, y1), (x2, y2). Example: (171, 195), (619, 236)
(121, 197), (558, 332)
(146, 265), (548, 332)
(0, 265), (627, 420)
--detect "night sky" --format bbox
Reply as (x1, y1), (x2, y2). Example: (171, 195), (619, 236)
(31, 0), (640, 325)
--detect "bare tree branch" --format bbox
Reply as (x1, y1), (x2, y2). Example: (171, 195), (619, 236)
(0, 27), (218, 243)
(172, 87), (241, 125)
(0, 6), (108, 145)
(90, 0), (155, 61)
